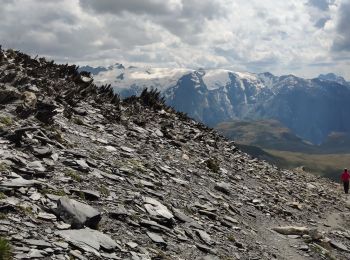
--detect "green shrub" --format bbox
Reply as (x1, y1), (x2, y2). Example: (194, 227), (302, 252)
(0, 237), (12, 260)
(206, 158), (220, 173)
(0, 116), (13, 126)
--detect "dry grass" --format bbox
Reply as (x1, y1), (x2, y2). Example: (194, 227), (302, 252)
(266, 149), (350, 180)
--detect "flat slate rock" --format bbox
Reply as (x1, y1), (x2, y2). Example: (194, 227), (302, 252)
(143, 197), (174, 220)
(146, 231), (166, 246)
(56, 228), (119, 254)
(172, 208), (193, 223)
(0, 178), (39, 188)
(330, 240), (349, 252)
(24, 239), (51, 248)
(56, 197), (101, 229)
(214, 182), (231, 195)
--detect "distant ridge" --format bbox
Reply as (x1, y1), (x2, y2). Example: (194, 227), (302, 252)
(83, 64), (350, 144)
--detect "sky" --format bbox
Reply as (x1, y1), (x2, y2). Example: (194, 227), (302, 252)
(1, 0), (350, 79)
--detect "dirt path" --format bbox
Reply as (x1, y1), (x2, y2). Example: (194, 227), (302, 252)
(261, 227), (310, 260)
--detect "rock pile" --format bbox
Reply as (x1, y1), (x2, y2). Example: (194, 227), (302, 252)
(0, 48), (350, 259)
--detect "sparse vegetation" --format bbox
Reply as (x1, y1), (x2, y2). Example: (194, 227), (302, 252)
(139, 88), (166, 110)
(0, 192), (6, 200)
(98, 185), (110, 197)
(77, 191), (86, 201)
(152, 250), (171, 260)
(0, 237), (12, 260)
(115, 159), (147, 173)
(41, 188), (66, 196)
(0, 116), (13, 126)
(17, 206), (34, 216)
(72, 117), (84, 125)
(64, 168), (82, 182)
(0, 163), (10, 172)
(206, 157), (220, 173)
(227, 234), (236, 242)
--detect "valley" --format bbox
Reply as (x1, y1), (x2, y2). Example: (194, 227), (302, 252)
(216, 119), (350, 180)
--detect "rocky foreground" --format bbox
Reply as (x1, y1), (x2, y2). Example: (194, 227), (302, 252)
(0, 48), (350, 260)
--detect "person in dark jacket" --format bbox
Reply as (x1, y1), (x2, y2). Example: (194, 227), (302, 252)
(341, 168), (350, 194)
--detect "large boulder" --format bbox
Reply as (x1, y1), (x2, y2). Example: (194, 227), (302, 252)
(56, 197), (101, 229)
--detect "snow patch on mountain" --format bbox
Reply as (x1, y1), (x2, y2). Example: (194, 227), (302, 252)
(203, 69), (232, 90)
(92, 65), (193, 92)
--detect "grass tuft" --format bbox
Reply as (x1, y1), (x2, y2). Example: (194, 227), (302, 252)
(0, 237), (12, 260)
(64, 168), (82, 182)
(98, 185), (110, 197)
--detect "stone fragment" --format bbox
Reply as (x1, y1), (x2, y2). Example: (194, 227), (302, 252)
(272, 226), (308, 235)
(27, 161), (46, 172)
(172, 208), (193, 223)
(24, 239), (51, 248)
(105, 146), (117, 152)
(38, 212), (57, 221)
(121, 146), (135, 153)
(81, 190), (100, 201)
(195, 243), (217, 254)
(171, 177), (189, 186)
(214, 182), (231, 194)
(196, 229), (212, 245)
(27, 249), (45, 258)
(56, 228), (119, 254)
(109, 205), (130, 220)
(223, 216), (239, 224)
(330, 240), (349, 252)
(0, 178), (39, 188)
(56, 197), (101, 229)
(143, 197), (174, 219)
(32, 147), (52, 157)
(146, 232), (166, 246)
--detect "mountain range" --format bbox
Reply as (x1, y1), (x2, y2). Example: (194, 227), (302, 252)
(80, 64), (350, 145)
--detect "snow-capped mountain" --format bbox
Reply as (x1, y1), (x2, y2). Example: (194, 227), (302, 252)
(80, 64), (350, 144)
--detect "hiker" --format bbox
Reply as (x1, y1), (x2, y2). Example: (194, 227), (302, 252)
(341, 168), (350, 194)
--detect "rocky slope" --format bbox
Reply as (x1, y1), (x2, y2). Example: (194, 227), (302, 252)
(82, 64), (350, 144)
(1, 48), (350, 260)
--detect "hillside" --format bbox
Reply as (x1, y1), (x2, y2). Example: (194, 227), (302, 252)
(1, 49), (350, 260)
(216, 120), (350, 179)
(266, 149), (350, 181)
(83, 64), (350, 145)
(215, 120), (314, 152)
(320, 132), (350, 153)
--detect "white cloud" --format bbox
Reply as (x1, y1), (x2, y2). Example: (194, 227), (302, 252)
(0, 0), (349, 79)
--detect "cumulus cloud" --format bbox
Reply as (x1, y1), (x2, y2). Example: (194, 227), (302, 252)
(0, 0), (349, 79)
(332, 0), (350, 52)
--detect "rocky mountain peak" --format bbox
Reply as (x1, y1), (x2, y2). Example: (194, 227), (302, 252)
(317, 73), (348, 86)
(0, 48), (350, 259)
